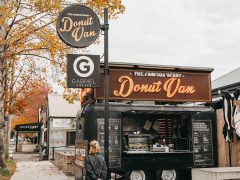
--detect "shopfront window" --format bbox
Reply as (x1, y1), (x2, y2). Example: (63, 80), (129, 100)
(66, 131), (76, 146)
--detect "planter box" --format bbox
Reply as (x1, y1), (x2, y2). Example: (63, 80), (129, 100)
(53, 151), (75, 176)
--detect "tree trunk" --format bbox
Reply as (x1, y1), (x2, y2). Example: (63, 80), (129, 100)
(0, 52), (6, 169)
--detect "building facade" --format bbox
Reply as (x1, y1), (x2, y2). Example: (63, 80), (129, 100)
(39, 94), (81, 159)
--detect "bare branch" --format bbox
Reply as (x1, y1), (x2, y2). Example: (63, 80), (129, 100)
(4, 0), (22, 40)
(16, 48), (48, 55)
(5, 20), (56, 51)
(10, 13), (50, 38)
(14, 11), (45, 25)
(20, 53), (62, 65)
(8, 60), (27, 92)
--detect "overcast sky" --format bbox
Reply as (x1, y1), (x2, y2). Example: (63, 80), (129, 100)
(88, 0), (240, 81)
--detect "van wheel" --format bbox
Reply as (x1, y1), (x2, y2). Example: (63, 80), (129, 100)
(125, 170), (149, 180)
(156, 169), (177, 180)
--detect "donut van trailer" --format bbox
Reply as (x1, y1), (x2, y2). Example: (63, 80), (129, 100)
(75, 63), (218, 180)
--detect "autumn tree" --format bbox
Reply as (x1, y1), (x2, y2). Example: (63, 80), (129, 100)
(10, 81), (52, 142)
(0, 0), (64, 169)
(11, 80), (52, 130)
(0, 0), (124, 169)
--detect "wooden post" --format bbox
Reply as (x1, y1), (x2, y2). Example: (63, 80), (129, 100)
(216, 109), (229, 166)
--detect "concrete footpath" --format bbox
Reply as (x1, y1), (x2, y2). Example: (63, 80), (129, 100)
(11, 153), (74, 180)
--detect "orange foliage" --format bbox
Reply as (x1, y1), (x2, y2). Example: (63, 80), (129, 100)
(11, 116), (30, 130)
(11, 81), (52, 130)
(0, 0), (125, 113)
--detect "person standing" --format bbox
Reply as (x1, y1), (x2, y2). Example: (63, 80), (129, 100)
(85, 140), (107, 180)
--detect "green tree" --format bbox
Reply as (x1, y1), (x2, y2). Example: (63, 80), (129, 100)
(0, 0), (124, 169)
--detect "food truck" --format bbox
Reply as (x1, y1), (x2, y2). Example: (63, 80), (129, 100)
(75, 63), (218, 180)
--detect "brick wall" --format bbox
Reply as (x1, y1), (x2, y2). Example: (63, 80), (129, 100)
(53, 152), (75, 176)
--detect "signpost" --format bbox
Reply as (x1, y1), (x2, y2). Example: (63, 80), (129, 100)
(57, 4), (110, 179)
(102, 8), (110, 178)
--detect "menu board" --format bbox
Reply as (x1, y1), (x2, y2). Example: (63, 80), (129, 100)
(97, 118), (121, 168)
(192, 120), (214, 167)
(75, 139), (88, 168)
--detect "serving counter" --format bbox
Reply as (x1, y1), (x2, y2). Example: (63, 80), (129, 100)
(122, 150), (194, 171)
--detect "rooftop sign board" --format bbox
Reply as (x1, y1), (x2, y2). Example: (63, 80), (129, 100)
(56, 5), (100, 48)
(92, 68), (212, 102)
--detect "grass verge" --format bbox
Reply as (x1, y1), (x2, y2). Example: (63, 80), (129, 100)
(0, 160), (16, 180)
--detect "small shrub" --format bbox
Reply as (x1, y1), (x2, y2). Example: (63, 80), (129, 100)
(0, 169), (10, 176)
(0, 159), (16, 180)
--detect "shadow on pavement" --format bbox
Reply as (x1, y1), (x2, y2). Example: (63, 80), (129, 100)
(13, 152), (40, 162)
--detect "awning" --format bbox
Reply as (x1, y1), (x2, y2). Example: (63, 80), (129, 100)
(15, 123), (43, 132)
(123, 104), (212, 115)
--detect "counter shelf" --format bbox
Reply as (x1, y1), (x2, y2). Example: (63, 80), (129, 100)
(123, 150), (193, 154)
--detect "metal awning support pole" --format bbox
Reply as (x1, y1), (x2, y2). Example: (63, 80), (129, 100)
(15, 132), (18, 152)
(103, 8), (110, 179)
(228, 142), (232, 167)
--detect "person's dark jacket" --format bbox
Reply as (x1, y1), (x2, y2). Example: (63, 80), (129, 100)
(85, 153), (107, 180)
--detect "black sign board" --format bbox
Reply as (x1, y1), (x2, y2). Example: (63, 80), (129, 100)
(56, 5), (100, 48)
(15, 123), (42, 132)
(192, 120), (214, 167)
(97, 118), (121, 168)
(67, 54), (100, 88)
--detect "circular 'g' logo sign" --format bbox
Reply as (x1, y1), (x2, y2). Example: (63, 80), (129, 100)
(73, 56), (94, 77)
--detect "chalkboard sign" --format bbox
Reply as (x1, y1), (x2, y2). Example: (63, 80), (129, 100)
(97, 118), (121, 168)
(192, 120), (214, 167)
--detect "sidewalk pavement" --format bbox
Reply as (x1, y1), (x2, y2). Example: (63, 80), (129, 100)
(11, 153), (74, 180)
